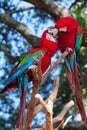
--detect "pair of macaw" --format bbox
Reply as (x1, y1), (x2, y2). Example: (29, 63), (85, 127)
(0, 16), (87, 126)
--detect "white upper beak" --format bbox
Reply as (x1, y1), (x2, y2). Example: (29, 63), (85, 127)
(48, 28), (58, 38)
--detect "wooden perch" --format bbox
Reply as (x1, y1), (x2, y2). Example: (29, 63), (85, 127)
(24, 57), (42, 130)
(35, 100), (74, 130)
(42, 48), (70, 82)
(53, 100), (74, 124)
(24, 49), (71, 130)
(34, 77), (59, 118)
(34, 48), (71, 117)
(35, 94), (53, 130)
(62, 115), (72, 129)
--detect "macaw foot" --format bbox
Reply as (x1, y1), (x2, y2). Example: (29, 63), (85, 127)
(29, 65), (38, 72)
(66, 47), (73, 53)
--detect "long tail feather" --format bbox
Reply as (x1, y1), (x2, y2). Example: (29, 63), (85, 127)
(16, 73), (28, 129)
(16, 88), (27, 129)
(75, 79), (87, 124)
(74, 62), (87, 124)
(0, 80), (18, 94)
(65, 61), (87, 124)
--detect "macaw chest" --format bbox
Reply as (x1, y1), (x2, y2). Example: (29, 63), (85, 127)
(58, 32), (76, 53)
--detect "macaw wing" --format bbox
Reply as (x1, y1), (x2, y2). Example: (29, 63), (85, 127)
(75, 26), (83, 51)
(4, 49), (46, 87)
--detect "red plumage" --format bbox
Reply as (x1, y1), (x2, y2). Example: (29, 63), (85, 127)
(55, 17), (78, 54)
(28, 30), (58, 78)
(55, 16), (87, 124)
(1, 30), (58, 93)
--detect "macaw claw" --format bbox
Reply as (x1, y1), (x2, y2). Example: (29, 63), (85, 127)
(66, 47), (73, 53)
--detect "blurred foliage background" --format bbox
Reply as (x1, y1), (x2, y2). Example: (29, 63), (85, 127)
(0, 0), (87, 129)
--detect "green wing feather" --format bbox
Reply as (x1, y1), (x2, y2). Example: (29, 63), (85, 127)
(18, 49), (46, 68)
(4, 49), (46, 86)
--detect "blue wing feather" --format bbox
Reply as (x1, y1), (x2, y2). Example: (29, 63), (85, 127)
(65, 51), (76, 72)
(75, 33), (82, 51)
(4, 51), (45, 87)
(65, 32), (82, 73)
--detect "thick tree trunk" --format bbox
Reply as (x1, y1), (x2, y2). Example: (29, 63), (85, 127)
(24, 0), (72, 20)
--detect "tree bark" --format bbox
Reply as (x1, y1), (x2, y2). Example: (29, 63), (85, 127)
(0, 13), (40, 48)
(24, 0), (72, 20)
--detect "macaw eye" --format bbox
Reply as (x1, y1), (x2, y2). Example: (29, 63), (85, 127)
(48, 27), (55, 35)
(46, 33), (58, 42)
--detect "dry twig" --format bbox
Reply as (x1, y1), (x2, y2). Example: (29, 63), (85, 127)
(37, 100), (74, 130)
(53, 100), (74, 124)
(42, 48), (70, 82)
(34, 77), (59, 117)
(35, 94), (53, 130)
(7, 7), (35, 16)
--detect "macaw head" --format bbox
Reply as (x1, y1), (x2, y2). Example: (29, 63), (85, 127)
(47, 17), (79, 53)
(55, 16), (78, 31)
(47, 17), (78, 40)
(40, 28), (59, 56)
(41, 28), (58, 43)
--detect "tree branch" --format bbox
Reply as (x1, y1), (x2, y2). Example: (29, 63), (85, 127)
(33, 77), (59, 118)
(24, 57), (42, 130)
(7, 7), (35, 16)
(39, 100), (74, 130)
(0, 13), (40, 48)
(42, 48), (70, 82)
(0, 43), (20, 64)
(69, 0), (77, 9)
(53, 101), (74, 124)
(24, 0), (72, 20)
(24, 76), (59, 130)
(35, 94), (53, 130)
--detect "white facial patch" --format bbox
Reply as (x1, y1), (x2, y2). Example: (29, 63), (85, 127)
(46, 33), (56, 42)
(59, 27), (67, 32)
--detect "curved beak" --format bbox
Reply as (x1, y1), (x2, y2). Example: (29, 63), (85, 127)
(48, 27), (58, 39)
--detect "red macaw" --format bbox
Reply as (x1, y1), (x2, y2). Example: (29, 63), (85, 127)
(0, 29), (58, 127)
(50, 16), (87, 124)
